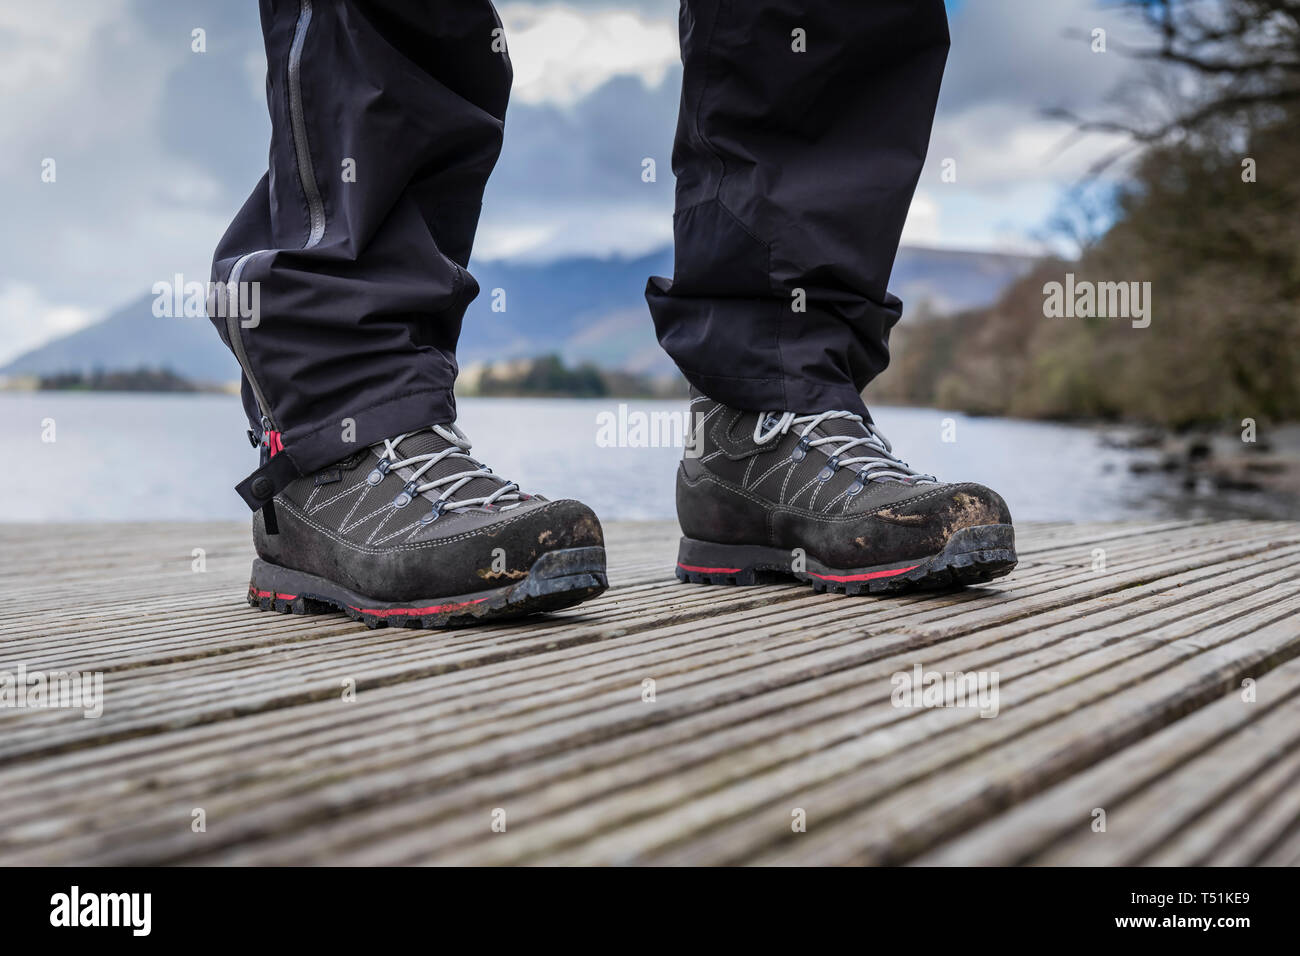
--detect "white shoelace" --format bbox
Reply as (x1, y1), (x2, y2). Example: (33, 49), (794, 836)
(378, 424), (524, 513)
(752, 410), (937, 484)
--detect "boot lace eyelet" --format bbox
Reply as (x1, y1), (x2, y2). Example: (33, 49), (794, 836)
(392, 480), (417, 508)
(817, 456), (840, 482)
(421, 498), (448, 524)
(366, 458), (391, 486)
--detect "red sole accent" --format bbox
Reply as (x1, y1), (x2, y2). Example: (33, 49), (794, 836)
(677, 562), (743, 575)
(806, 565), (919, 583)
(678, 561), (920, 583)
(250, 588), (298, 600)
(347, 597), (490, 618)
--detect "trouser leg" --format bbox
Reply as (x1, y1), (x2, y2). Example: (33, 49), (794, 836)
(647, 0), (950, 417)
(210, 0), (511, 508)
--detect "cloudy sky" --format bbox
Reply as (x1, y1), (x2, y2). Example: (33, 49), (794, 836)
(0, 0), (1151, 364)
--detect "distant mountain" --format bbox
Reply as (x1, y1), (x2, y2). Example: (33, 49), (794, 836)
(0, 294), (240, 384)
(462, 245), (1037, 375)
(889, 245), (1039, 315)
(459, 249), (676, 373)
(1, 245), (1036, 384)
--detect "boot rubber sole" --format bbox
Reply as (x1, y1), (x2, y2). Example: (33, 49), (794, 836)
(248, 546), (608, 629)
(675, 524), (1017, 596)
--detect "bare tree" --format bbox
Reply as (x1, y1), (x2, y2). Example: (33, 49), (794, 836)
(1051, 0), (1300, 172)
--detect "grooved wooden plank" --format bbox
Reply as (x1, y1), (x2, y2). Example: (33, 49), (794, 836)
(740, 611), (1300, 867)
(473, 585), (1297, 865)
(0, 520), (1297, 865)
(197, 545), (1300, 865)
(917, 657), (1300, 865)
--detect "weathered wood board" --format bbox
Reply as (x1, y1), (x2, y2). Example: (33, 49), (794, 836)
(1, 519), (1297, 865)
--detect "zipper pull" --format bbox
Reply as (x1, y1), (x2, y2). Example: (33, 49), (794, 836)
(257, 416), (284, 459)
(257, 415), (280, 535)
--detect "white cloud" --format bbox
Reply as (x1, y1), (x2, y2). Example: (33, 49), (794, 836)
(476, 200), (672, 261)
(0, 0), (1163, 364)
(244, 48), (266, 103)
(926, 102), (1131, 190)
(0, 1), (160, 175)
(901, 190), (943, 247)
(0, 0), (127, 95)
(498, 3), (678, 106)
(914, 102), (1135, 255)
(0, 0), (224, 358)
(0, 282), (97, 366)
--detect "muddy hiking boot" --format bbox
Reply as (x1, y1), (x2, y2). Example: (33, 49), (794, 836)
(675, 391), (1017, 594)
(247, 424), (608, 628)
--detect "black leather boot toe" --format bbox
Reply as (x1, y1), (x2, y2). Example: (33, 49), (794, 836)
(674, 391), (1016, 595)
(248, 424), (607, 628)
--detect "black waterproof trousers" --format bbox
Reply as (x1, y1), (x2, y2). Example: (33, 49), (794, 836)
(211, 0), (950, 511)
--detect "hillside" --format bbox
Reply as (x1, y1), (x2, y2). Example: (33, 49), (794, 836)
(1, 245), (1036, 384)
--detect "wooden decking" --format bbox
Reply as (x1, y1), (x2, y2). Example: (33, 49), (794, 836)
(1, 519), (1299, 866)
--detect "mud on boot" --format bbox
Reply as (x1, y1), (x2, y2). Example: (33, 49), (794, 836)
(247, 424), (608, 628)
(674, 392), (1017, 595)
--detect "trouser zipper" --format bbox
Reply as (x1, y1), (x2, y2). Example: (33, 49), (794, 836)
(288, 0), (326, 247)
(225, 251), (277, 431)
(227, 0), (328, 523)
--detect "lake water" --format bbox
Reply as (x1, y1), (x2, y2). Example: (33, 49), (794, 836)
(0, 392), (1289, 523)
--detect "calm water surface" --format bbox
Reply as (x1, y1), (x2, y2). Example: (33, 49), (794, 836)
(0, 392), (1287, 522)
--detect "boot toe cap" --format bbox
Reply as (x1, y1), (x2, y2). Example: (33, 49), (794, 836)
(529, 498), (605, 551)
(873, 478), (1013, 538)
(834, 481), (1012, 566)
(872, 482), (1012, 533)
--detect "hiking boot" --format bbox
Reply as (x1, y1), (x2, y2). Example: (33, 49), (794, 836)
(674, 392), (1017, 594)
(248, 424), (608, 627)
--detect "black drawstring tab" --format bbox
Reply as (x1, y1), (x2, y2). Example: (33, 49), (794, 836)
(238, 420), (300, 533)
(262, 498), (279, 534)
